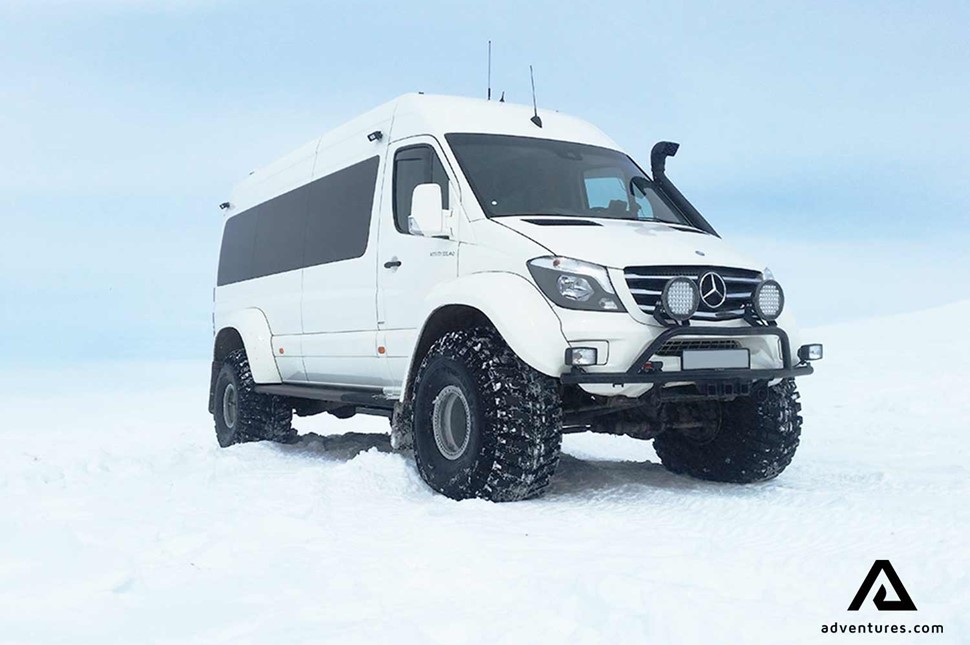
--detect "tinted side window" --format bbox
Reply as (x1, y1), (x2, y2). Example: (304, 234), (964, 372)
(217, 207), (258, 286)
(252, 186), (309, 278)
(216, 155), (379, 286)
(392, 145), (450, 233)
(304, 156), (379, 267)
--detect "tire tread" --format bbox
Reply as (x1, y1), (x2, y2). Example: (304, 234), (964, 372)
(215, 349), (295, 447)
(654, 379), (802, 483)
(411, 327), (562, 501)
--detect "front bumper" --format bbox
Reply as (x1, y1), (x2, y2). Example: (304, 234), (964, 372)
(561, 325), (816, 386)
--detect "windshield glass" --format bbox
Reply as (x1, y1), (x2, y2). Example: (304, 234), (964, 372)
(445, 133), (690, 225)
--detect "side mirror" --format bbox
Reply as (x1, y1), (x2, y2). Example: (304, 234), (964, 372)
(631, 176), (653, 198)
(408, 183), (447, 237)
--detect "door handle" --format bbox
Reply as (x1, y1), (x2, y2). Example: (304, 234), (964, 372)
(384, 259), (402, 269)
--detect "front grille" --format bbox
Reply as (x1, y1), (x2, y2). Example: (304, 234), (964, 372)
(624, 265), (763, 321)
(656, 339), (742, 357)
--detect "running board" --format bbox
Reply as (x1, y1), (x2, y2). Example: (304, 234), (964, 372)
(255, 383), (395, 411)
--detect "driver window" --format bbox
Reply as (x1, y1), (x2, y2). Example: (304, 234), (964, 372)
(583, 170), (630, 217)
(633, 179), (677, 222)
(393, 145), (450, 234)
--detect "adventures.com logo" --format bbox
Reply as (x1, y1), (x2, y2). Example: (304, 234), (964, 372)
(820, 560), (944, 637)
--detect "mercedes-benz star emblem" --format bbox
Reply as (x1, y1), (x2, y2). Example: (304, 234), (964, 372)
(699, 272), (727, 308)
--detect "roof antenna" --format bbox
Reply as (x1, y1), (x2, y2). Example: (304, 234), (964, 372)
(529, 65), (542, 127)
(499, 91), (505, 103)
(487, 40), (492, 100)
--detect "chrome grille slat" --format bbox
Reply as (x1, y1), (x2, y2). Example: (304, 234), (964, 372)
(625, 273), (692, 281)
(693, 311), (745, 320)
(624, 265), (762, 322)
(636, 305), (745, 316)
(717, 276), (763, 284)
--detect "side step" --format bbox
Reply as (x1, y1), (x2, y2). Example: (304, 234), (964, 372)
(255, 383), (395, 417)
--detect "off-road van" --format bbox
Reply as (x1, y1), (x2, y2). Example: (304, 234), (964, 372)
(210, 93), (822, 501)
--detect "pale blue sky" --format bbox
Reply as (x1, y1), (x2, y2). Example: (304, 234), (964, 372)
(1, 0), (968, 361)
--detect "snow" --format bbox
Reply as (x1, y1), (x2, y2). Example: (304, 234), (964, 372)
(2, 303), (968, 643)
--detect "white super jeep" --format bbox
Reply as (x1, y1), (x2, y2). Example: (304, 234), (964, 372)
(209, 94), (823, 501)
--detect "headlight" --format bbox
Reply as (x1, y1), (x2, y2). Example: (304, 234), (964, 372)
(527, 257), (625, 312)
(661, 276), (699, 321)
(753, 279), (784, 321)
(557, 274), (594, 301)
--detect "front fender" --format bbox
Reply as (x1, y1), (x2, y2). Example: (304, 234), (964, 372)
(413, 272), (568, 379)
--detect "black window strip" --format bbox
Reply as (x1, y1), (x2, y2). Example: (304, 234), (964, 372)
(217, 156), (379, 286)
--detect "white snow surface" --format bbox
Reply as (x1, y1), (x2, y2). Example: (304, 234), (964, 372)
(2, 303), (968, 643)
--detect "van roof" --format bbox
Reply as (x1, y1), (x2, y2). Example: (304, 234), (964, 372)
(228, 93), (622, 214)
(388, 92), (619, 148)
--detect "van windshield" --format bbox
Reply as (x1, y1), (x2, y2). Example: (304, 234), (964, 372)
(445, 133), (690, 225)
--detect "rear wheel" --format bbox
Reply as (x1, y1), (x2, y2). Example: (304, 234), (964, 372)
(653, 379), (802, 483)
(213, 348), (296, 447)
(410, 327), (562, 502)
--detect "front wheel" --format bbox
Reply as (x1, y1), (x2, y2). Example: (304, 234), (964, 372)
(410, 327), (562, 502)
(653, 379), (803, 483)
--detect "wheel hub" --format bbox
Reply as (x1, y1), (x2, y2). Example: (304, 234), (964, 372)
(432, 385), (471, 460)
(222, 382), (238, 429)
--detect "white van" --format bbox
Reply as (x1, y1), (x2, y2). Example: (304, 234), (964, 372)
(209, 93), (822, 501)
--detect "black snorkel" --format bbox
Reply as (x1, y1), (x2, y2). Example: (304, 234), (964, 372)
(650, 141), (719, 237)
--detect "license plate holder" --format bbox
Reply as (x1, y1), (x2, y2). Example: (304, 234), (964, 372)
(681, 348), (750, 370)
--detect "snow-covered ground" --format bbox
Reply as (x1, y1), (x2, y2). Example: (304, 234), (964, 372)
(2, 303), (967, 643)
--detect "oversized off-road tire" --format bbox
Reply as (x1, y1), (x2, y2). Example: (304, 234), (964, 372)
(410, 327), (562, 502)
(213, 348), (296, 447)
(653, 379), (802, 483)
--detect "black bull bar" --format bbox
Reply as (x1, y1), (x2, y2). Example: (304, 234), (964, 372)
(560, 325), (815, 386)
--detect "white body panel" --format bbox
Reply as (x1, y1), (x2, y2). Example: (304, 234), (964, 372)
(377, 135), (460, 385)
(496, 217), (758, 270)
(212, 93), (806, 403)
(298, 109), (393, 386)
(216, 273), (303, 337)
(399, 272), (569, 385)
(212, 308), (282, 384)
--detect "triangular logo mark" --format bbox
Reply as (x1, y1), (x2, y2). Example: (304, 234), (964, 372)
(847, 560), (917, 611)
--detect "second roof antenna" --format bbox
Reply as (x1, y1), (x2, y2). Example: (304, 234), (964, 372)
(487, 40), (492, 101)
(529, 65), (542, 127)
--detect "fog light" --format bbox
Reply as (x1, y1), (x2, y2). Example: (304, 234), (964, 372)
(661, 277), (700, 321)
(798, 343), (824, 362)
(753, 279), (785, 321)
(565, 347), (598, 366)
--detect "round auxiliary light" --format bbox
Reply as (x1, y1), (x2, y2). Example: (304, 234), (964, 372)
(753, 279), (785, 321)
(661, 277), (700, 321)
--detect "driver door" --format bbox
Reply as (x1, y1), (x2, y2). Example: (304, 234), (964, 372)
(377, 138), (460, 386)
